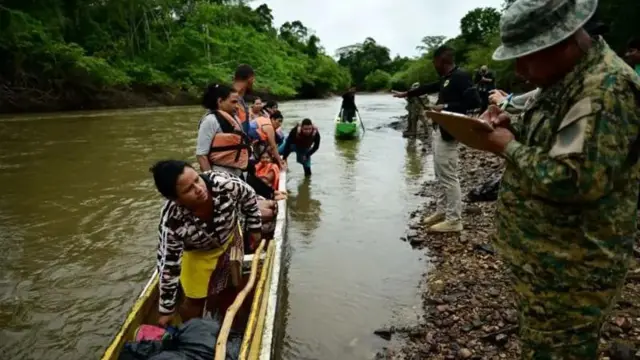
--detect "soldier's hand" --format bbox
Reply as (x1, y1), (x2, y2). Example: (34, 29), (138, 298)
(488, 89), (508, 105)
(431, 104), (445, 112)
(392, 90), (408, 98)
(485, 127), (515, 154)
(481, 105), (511, 127)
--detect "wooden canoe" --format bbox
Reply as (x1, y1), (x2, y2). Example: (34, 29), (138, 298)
(100, 170), (288, 360)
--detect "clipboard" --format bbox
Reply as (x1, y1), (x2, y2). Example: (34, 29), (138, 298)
(425, 110), (494, 150)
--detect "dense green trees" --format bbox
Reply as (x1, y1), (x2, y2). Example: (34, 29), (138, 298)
(0, 0), (351, 112)
(2, 0), (637, 112)
(339, 0), (638, 93)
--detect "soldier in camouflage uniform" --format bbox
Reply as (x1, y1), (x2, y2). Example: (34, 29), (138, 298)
(403, 82), (430, 138)
(473, 0), (640, 358)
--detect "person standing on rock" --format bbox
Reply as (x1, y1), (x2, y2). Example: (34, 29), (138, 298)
(392, 46), (481, 233)
(473, 0), (640, 358)
(403, 82), (431, 138)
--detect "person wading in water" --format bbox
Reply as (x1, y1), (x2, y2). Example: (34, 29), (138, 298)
(151, 160), (262, 327)
(472, 0), (640, 357)
(281, 118), (320, 177)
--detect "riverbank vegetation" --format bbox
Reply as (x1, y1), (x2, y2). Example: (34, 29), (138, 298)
(339, 0), (639, 93)
(0, 1), (351, 113)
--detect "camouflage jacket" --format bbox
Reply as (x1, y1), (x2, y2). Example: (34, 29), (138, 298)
(495, 38), (640, 280)
(405, 95), (429, 116)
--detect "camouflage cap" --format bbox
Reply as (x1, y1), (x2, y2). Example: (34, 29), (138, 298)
(411, 82), (420, 89)
(492, 0), (598, 61)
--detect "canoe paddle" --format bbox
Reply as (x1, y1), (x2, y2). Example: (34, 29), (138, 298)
(356, 109), (366, 135)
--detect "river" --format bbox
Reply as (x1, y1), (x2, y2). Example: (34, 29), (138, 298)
(0, 94), (428, 360)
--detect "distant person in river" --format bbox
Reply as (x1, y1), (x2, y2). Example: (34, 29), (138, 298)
(248, 109), (286, 169)
(626, 38), (640, 75)
(281, 118), (320, 177)
(392, 45), (480, 233)
(151, 160), (262, 327)
(196, 84), (250, 177)
(341, 87), (358, 123)
(474, 65), (495, 111)
(233, 64), (255, 134)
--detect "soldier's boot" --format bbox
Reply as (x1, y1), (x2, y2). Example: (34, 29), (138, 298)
(428, 219), (463, 233)
(423, 212), (445, 227)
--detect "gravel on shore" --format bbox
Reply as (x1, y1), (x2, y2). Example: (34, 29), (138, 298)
(377, 144), (640, 360)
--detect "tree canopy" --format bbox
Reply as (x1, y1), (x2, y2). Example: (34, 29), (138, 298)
(2, 0), (638, 112)
(0, 0), (352, 112)
(336, 0), (639, 93)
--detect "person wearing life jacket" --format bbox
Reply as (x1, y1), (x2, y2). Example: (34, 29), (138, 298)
(262, 101), (285, 147)
(255, 151), (280, 191)
(250, 97), (264, 120)
(249, 110), (285, 169)
(196, 83), (251, 177)
(281, 118), (320, 177)
(233, 64), (255, 135)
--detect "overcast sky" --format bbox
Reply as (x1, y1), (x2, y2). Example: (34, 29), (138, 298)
(255, 0), (505, 58)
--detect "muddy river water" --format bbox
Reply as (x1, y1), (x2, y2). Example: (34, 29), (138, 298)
(0, 94), (429, 359)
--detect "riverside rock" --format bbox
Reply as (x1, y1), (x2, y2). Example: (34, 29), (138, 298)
(376, 145), (640, 360)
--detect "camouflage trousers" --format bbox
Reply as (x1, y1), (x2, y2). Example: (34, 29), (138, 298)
(508, 262), (628, 359)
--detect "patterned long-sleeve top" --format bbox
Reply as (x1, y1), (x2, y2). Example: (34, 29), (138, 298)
(156, 170), (262, 314)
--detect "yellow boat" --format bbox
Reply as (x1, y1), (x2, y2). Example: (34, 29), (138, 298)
(100, 171), (288, 360)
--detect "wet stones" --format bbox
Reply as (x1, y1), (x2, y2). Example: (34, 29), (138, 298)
(378, 146), (640, 360)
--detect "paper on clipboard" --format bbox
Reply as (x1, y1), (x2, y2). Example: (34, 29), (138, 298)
(425, 110), (494, 150)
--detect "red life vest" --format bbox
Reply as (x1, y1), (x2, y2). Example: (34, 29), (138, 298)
(295, 125), (318, 149)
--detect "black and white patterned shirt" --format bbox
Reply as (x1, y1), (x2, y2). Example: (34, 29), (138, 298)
(156, 170), (261, 314)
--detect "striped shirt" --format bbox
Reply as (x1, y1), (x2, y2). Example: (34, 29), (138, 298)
(156, 170), (262, 314)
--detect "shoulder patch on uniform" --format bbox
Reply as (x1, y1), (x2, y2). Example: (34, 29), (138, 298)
(549, 97), (592, 158)
(443, 80), (450, 88)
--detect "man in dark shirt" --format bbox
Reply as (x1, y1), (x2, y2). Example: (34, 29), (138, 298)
(281, 118), (321, 177)
(393, 45), (480, 233)
(474, 65), (495, 111)
(341, 87), (358, 123)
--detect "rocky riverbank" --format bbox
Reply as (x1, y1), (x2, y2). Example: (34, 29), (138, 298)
(378, 144), (640, 360)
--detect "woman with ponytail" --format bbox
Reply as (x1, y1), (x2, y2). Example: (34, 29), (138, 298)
(195, 84), (251, 177)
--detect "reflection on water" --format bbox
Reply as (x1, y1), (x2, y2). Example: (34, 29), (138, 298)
(288, 178), (322, 240)
(0, 95), (427, 360)
(404, 139), (424, 181)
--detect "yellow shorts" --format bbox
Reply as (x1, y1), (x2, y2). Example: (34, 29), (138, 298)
(180, 225), (243, 299)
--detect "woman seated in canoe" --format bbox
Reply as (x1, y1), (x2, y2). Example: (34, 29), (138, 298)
(151, 160), (262, 327)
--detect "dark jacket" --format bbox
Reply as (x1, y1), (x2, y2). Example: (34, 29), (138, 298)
(282, 125), (321, 158)
(341, 92), (357, 110)
(407, 67), (481, 141)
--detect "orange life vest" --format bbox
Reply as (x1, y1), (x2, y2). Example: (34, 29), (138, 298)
(254, 116), (272, 142)
(207, 110), (251, 170)
(255, 162), (280, 191)
(251, 116), (274, 157)
(236, 100), (249, 123)
(295, 125), (318, 149)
